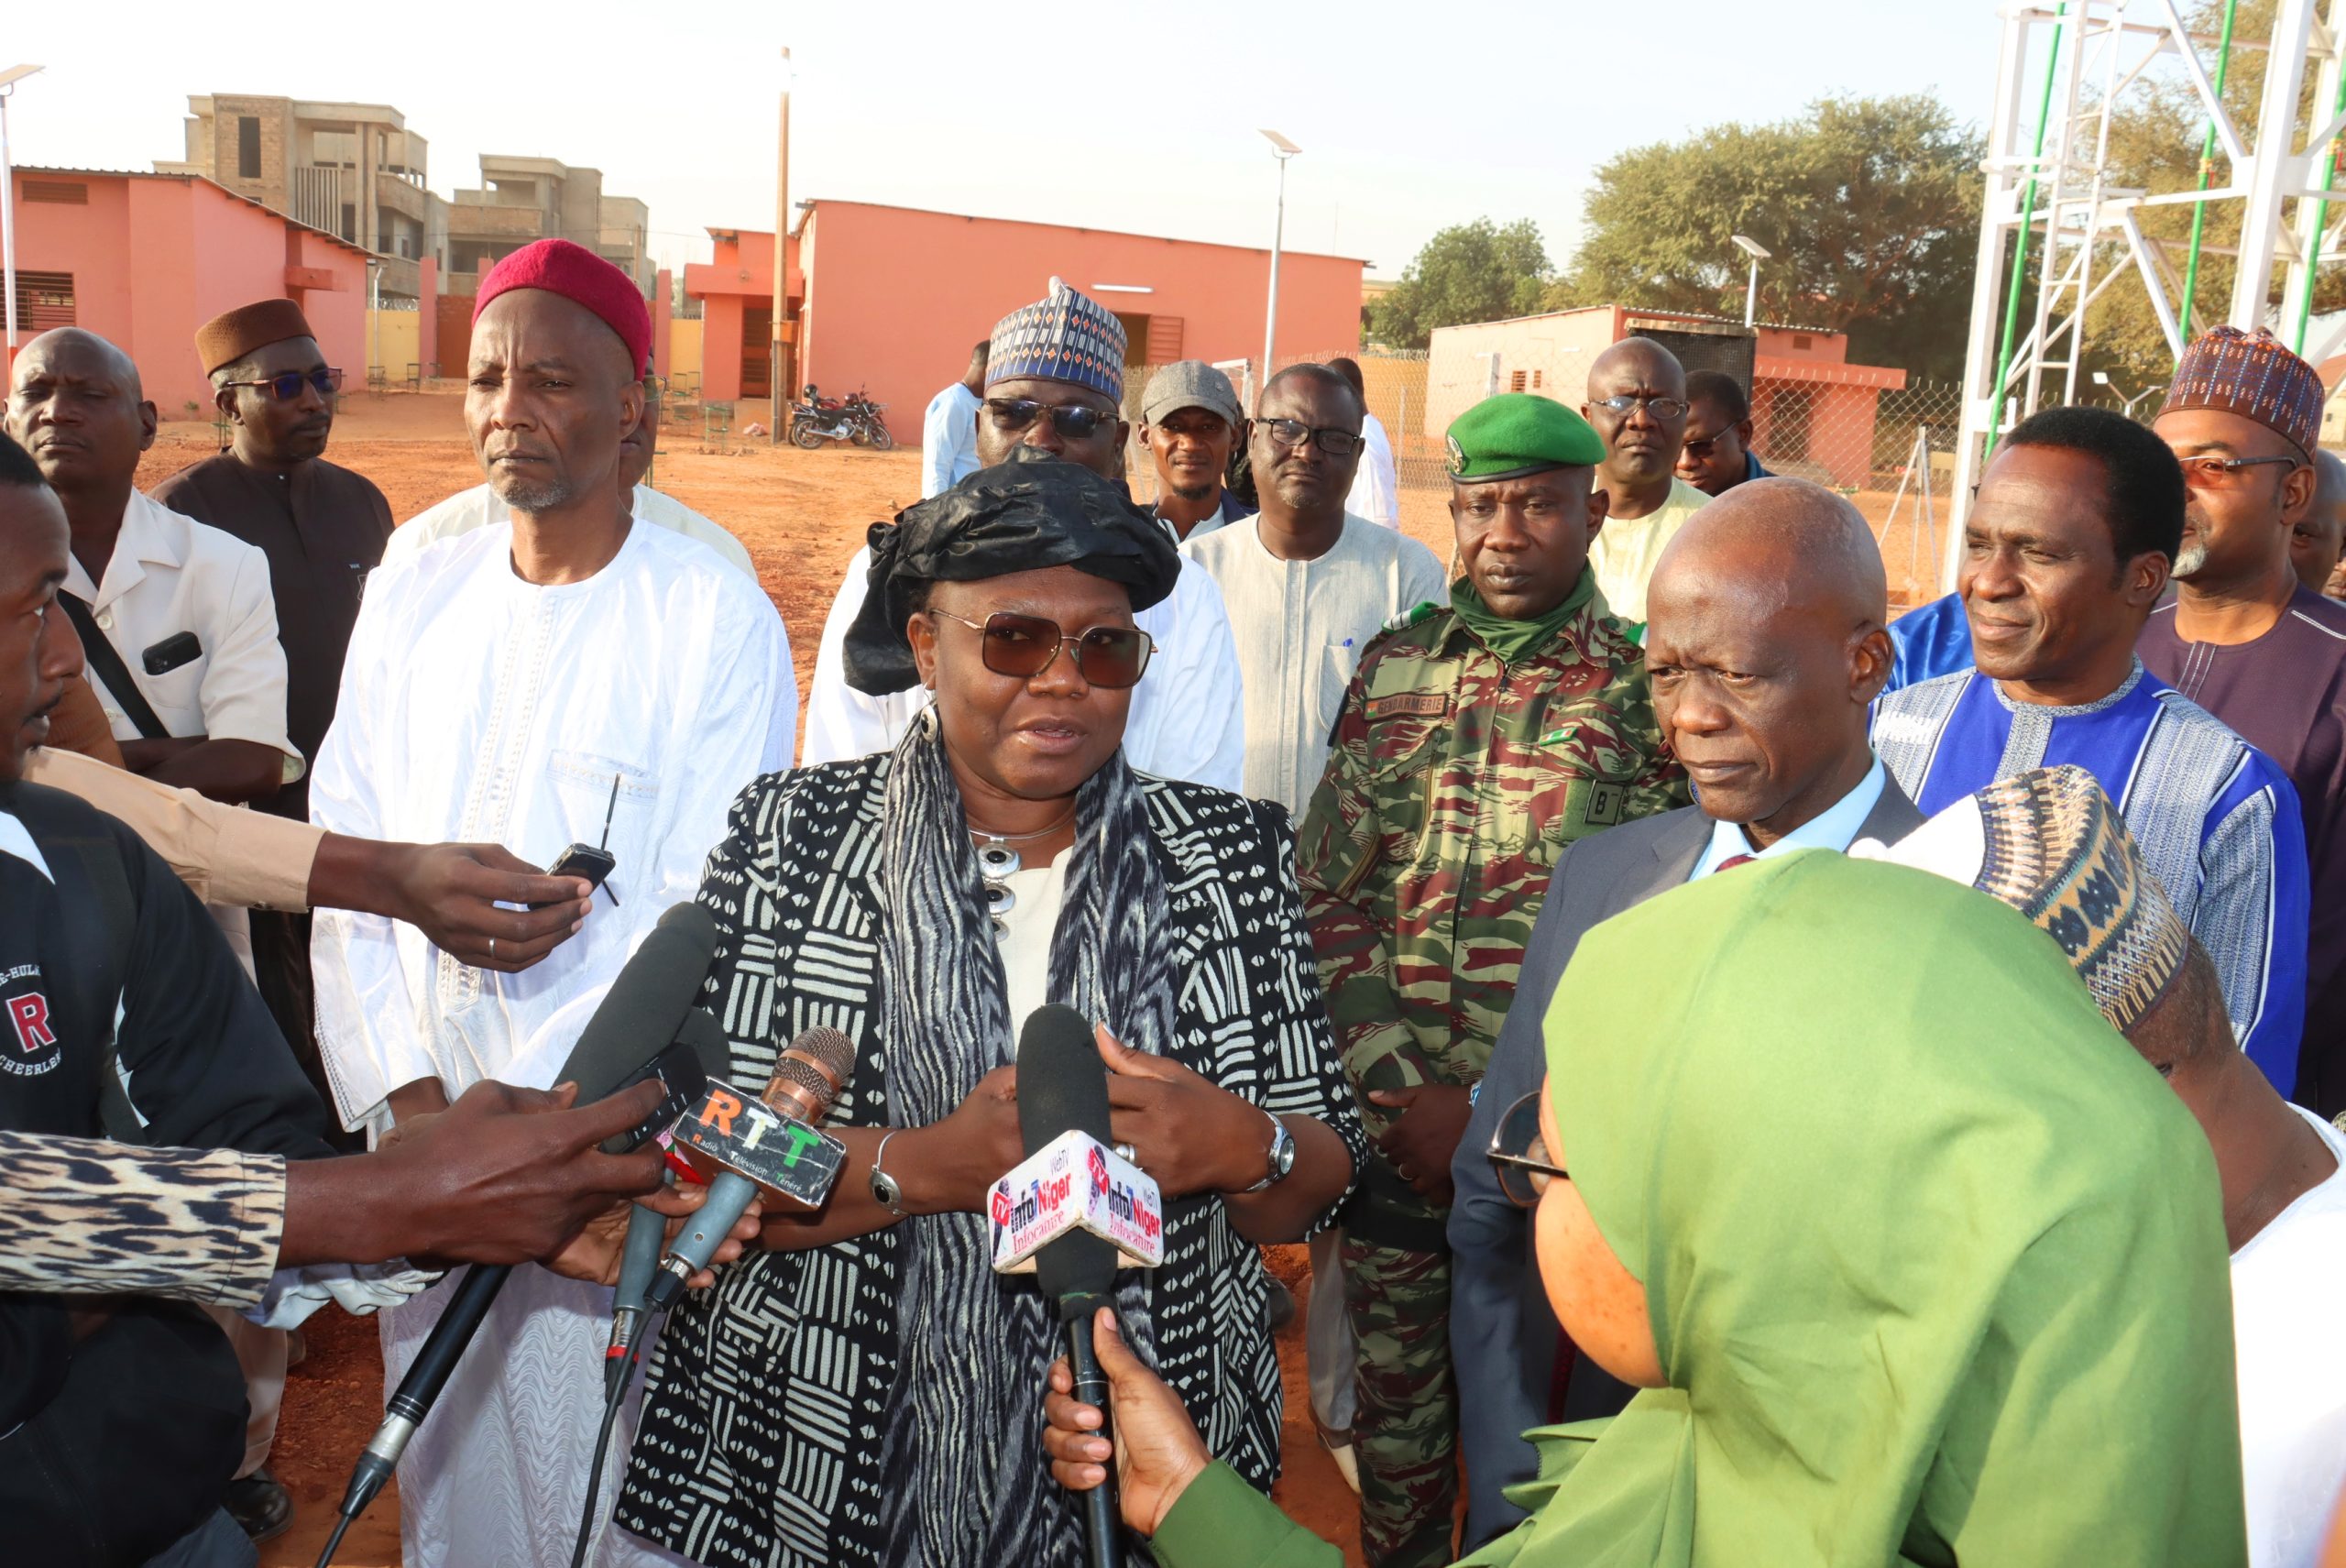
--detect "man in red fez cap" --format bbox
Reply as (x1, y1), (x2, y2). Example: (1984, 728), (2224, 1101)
(2143, 325), (2346, 1120)
(306, 236), (797, 1568)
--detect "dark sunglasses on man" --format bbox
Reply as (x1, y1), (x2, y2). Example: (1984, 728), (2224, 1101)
(983, 398), (1119, 442)
(929, 609), (1156, 688)
(1486, 1089), (1570, 1209)
(1589, 393), (1688, 422)
(219, 368), (345, 403)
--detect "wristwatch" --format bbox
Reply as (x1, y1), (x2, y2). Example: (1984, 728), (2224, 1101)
(1240, 1112), (1296, 1193)
(870, 1129), (908, 1216)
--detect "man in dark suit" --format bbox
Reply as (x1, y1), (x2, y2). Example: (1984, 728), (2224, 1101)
(1446, 477), (1923, 1546)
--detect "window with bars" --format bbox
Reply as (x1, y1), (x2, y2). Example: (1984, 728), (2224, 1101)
(22, 181), (86, 205)
(1532, 368), (1544, 389)
(1509, 369), (1528, 393)
(13, 272), (74, 332)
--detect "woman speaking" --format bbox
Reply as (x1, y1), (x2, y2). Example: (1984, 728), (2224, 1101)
(619, 447), (1365, 1568)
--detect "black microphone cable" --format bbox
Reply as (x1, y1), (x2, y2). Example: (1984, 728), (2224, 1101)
(568, 1295), (665, 1568)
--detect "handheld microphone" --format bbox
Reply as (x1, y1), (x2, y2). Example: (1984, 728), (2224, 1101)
(1014, 1003), (1124, 1568)
(644, 1026), (855, 1311)
(608, 1009), (732, 1392)
(319, 903), (721, 1567)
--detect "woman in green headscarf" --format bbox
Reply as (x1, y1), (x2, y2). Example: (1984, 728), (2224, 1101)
(1038, 852), (2250, 1567)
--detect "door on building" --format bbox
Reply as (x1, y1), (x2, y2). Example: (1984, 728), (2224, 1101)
(743, 306), (773, 400)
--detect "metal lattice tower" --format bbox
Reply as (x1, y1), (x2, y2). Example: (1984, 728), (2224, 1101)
(1947, 0), (2346, 587)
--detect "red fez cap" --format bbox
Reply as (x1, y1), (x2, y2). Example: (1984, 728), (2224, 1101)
(473, 239), (652, 377)
(195, 299), (315, 376)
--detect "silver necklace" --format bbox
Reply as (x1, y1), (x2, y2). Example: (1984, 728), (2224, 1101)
(970, 805), (1077, 937)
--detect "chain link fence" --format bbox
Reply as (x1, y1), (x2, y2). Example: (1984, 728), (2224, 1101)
(1121, 349), (1973, 608)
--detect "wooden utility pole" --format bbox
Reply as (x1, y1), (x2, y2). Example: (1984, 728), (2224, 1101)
(771, 46), (791, 443)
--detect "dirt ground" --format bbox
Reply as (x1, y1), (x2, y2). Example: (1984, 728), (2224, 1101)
(144, 391), (1368, 1567)
(162, 388), (1932, 1567)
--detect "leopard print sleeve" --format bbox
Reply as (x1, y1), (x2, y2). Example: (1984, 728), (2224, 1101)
(0, 1131), (287, 1308)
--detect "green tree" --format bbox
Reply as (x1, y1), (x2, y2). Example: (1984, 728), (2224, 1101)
(1546, 94), (1984, 380)
(1368, 218), (1553, 350)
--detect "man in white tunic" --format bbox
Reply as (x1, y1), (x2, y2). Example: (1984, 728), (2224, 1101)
(801, 281), (1245, 789)
(1184, 364), (1447, 817)
(309, 239), (795, 1568)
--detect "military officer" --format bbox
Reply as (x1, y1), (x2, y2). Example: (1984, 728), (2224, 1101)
(1295, 394), (1688, 1566)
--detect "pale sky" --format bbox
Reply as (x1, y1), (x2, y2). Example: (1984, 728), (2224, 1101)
(9, 1), (1999, 283)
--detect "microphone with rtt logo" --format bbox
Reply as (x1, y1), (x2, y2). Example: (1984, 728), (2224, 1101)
(643, 1026), (856, 1311)
(1004, 1003), (1163, 1568)
(314, 902), (720, 1568)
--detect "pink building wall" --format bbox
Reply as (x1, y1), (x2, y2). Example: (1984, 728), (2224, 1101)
(687, 202), (1365, 435)
(4, 170), (369, 413)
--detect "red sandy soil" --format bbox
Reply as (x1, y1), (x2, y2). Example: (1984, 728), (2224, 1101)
(137, 391), (1372, 1567)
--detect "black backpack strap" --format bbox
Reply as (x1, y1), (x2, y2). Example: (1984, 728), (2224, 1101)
(54, 594), (170, 742)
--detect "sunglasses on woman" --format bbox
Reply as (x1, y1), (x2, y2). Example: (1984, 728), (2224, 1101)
(929, 609), (1156, 688)
(982, 398), (1119, 441)
(1486, 1090), (1570, 1209)
(219, 368), (345, 402)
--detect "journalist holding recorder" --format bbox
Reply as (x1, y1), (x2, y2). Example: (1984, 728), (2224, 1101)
(619, 448), (1365, 1568)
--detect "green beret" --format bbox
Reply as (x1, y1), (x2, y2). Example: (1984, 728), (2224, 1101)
(1444, 393), (1605, 482)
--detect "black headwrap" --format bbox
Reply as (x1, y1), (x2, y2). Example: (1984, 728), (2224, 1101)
(842, 445), (1182, 695)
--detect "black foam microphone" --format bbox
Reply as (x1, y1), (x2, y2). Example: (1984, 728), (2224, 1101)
(317, 902), (721, 1566)
(1016, 1003), (1123, 1568)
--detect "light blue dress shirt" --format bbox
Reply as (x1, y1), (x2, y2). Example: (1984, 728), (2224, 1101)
(1688, 756), (1890, 880)
(920, 382), (983, 498)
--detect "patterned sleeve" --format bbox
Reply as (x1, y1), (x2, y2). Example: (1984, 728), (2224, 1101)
(1293, 662), (1434, 1100)
(2200, 768), (2311, 1096)
(0, 1131), (285, 1307)
(693, 773), (792, 1097)
(1252, 799), (1369, 1234)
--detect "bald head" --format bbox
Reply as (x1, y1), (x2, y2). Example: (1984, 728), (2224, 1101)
(1658, 477), (1888, 626)
(5, 328), (157, 499)
(1584, 337), (1689, 492)
(1642, 477), (1892, 840)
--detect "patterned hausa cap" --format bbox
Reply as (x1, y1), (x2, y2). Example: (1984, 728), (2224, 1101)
(2157, 324), (2325, 460)
(1858, 765), (2189, 1036)
(986, 278), (1126, 402)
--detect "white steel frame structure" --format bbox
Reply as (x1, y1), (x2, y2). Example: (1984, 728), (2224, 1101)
(1948, 0), (2346, 587)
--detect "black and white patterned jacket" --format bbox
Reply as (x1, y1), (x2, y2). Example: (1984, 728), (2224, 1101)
(619, 751), (1365, 1567)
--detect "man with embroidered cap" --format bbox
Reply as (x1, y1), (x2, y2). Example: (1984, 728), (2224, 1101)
(2139, 325), (2346, 1118)
(1294, 392), (1685, 1566)
(308, 236), (795, 1568)
(803, 280), (1244, 787)
(1870, 763), (2346, 1568)
(1871, 400), (2308, 1094)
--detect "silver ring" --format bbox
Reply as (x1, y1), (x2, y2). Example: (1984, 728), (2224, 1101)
(488, 937), (497, 959)
(1113, 1142), (1137, 1165)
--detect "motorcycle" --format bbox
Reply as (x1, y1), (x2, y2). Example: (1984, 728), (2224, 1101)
(790, 384), (894, 450)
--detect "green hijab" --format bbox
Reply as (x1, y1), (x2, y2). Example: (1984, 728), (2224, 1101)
(1469, 852), (2245, 1568)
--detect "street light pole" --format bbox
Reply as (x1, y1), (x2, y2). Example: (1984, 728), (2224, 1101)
(1259, 130), (1300, 389)
(1731, 234), (1770, 330)
(772, 46), (791, 444)
(0, 66), (47, 357)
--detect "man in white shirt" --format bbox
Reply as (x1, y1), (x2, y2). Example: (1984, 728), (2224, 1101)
(920, 339), (988, 498)
(5, 329), (296, 805)
(309, 239), (795, 1568)
(1332, 356), (1400, 530)
(387, 382), (762, 585)
(1878, 766), (2346, 1568)
(1582, 337), (1709, 623)
(1184, 364), (1445, 817)
(803, 281), (1245, 789)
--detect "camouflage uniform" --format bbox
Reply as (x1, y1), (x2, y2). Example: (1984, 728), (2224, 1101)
(1296, 571), (1686, 1567)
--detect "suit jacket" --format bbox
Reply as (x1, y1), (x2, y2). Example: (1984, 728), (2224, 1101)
(1445, 776), (1925, 1547)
